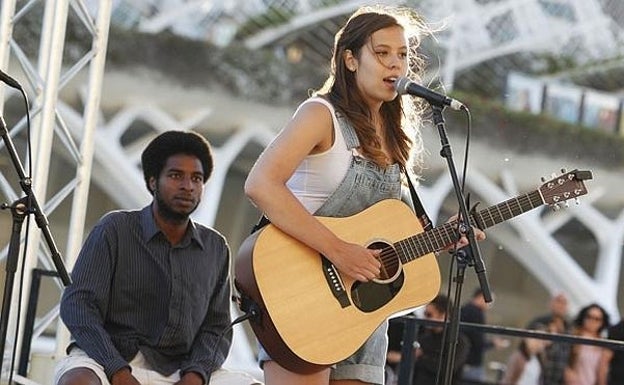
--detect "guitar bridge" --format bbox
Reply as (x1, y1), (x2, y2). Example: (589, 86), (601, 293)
(321, 256), (351, 308)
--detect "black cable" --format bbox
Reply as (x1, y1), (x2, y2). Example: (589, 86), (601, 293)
(203, 297), (259, 384)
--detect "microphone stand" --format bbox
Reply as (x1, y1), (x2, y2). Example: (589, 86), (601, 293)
(0, 115), (72, 365)
(428, 103), (491, 385)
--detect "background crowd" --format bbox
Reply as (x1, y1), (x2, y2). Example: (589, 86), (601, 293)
(386, 291), (624, 385)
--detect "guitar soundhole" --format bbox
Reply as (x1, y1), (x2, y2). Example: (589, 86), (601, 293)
(350, 241), (405, 313)
(368, 241), (401, 282)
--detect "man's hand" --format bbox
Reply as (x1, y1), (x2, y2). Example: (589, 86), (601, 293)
(174, 371), (204, 385)
(111, 368), (141, 385)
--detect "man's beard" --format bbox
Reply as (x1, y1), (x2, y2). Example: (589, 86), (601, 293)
(154, 189), (198, 223)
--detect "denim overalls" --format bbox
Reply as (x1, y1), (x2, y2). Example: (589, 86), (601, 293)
(314, 111), (405, 384)
(257, 105), (414, 385)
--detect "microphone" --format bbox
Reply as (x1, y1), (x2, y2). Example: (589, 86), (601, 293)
(0, 69), (23, 90)
(395, 77), (464, 111)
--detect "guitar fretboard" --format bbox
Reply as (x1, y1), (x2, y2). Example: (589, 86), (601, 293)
(395, 189), (543, 262)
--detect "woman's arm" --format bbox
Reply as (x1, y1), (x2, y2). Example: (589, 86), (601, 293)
(244, 101), (381, 282)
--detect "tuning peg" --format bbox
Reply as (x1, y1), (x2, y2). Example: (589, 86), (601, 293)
(563, 201), (570, 208)
(541, 176), (546, 182)
(552, 203), (560, 211)
(561, 168), (567, 174)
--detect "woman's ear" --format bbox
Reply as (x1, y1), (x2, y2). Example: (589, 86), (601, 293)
(343, 49), (357, 72)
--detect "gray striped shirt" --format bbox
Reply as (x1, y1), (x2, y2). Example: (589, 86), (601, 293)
(60, 204), (232, 382)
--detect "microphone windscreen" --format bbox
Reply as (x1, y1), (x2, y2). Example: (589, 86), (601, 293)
(394, 77), (411, 95)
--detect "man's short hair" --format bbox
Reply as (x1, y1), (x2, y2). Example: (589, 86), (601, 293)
(141, 130), (213, 193)
(429, 294), (451, 315)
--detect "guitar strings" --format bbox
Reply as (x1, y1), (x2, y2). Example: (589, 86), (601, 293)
(371, 181), (579, 277)
(374, 191), (542, 268)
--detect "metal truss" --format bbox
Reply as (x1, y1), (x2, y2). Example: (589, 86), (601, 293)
(0, 0), (112, 382)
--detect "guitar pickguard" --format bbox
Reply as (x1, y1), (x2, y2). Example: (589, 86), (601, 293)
(351, 240), (404, 312)
(351, 272), (404, 312)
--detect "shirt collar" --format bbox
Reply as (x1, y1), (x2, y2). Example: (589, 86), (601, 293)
(139, 204), (205, 250)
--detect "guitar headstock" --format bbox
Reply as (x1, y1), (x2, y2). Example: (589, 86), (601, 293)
(539, 169), (592, 207)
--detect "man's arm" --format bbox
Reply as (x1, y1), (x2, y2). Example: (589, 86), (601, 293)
(60, 220), (130, 379)
(179, 241), (233, 383)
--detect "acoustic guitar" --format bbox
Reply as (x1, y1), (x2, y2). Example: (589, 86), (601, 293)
(234, 169), (592, 373)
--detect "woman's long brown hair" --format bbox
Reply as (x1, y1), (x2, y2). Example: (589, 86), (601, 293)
(315, 6), (427, 171)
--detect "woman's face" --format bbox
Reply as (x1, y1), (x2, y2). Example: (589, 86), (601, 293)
(345, 25), (408, 110)
(582, 306), (605, 334)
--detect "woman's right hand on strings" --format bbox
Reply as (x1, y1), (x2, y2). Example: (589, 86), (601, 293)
(325, 241), (382, 282)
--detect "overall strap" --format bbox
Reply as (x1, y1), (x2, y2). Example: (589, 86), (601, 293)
(335, 111), (360, 150)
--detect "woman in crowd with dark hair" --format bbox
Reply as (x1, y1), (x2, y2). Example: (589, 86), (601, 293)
(564, 303), (610, 385)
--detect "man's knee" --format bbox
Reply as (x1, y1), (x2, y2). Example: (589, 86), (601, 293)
(57, 367), (103, 385)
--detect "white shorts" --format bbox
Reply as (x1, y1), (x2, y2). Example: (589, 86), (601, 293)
(54, 348), (262, 385)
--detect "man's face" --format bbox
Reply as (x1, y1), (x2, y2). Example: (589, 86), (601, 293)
(551, 294), (568, 318)
(151, 154), (204, 221)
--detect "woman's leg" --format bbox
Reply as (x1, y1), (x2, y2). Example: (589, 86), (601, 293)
(263, 361), (331, 385)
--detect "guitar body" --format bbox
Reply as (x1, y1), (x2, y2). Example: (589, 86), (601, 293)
(235, 199), (441, 373)
(235, 168), (592, 374)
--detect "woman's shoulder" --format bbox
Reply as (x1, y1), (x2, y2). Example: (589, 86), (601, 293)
(290, 96), (335, 130)
(295, 96), (335, 116)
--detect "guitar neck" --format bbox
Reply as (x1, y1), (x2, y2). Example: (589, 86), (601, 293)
(398, 189), (543, 262)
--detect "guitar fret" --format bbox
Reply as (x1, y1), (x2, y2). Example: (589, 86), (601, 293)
(509, 199), (520, 216)
(494, 203), (504, 224)
(481, 209), (492, 227)
(414, 238), (425, 258)
(401, 239), (415, 262)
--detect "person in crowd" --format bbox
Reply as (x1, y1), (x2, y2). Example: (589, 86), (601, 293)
(598, 317), (624, 385)
(527, 293), (572, 385)
(500, 324), (550, 385)
(55, 131), (261, 385)
(564, 303), (610, 385)
(243, 5), (485, 385)
(412, 294), (470, 385)
(386, 316), (408, 385)
(460, 288), (509, 383)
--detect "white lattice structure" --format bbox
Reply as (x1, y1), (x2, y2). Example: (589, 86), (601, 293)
(103, 0), (624, 87)
(1, 0), (624, 383)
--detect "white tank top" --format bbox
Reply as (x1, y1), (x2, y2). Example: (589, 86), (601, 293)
(285, 97), (352, 213)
